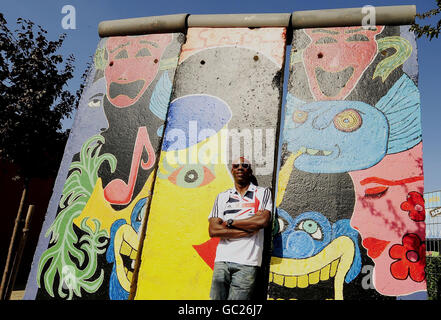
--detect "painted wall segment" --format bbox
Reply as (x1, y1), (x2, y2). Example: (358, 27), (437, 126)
(24, 33), (184, 300)
(135, 27), (286, 299)
(269, 25), (425, 300)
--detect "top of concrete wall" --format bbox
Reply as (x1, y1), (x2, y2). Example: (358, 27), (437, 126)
(98, 5), (416, 38)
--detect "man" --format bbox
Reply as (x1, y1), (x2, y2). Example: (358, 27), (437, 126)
(208, 157), (273, 300)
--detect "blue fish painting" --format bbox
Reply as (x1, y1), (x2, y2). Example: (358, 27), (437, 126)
(283, 74), (421, 173)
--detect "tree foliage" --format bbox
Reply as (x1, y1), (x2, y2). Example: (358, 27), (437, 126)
(410, 0), (441, 40)
(0, 13), (77, 182)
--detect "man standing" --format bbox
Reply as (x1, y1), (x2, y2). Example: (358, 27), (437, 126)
(208, 157), (273, 300)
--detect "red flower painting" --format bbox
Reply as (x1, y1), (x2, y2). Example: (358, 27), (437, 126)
(400, 192), (425, 222)
(389, 233), (426, 282)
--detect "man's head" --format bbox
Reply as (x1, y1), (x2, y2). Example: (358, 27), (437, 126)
(231, 157), (253, 185)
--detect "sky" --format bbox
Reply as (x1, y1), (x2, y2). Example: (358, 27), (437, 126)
(1, 0), (440, 192)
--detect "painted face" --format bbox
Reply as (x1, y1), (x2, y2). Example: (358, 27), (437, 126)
(270, 209), (361, 300)
(303, 27), (383, 100)
(105, 34), (172, 107)
(135, 94), (234, 298)
(284, 100), (388, 173)
(68, 69), (108, 157)
(349, 143), (426, 296)
(108, 197), (147, 299)
(138, 136), (233, 298)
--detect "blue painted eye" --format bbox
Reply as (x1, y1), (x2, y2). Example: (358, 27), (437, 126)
(297, 219), (323, 240)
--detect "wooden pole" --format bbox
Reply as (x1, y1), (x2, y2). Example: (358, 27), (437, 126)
(4, 205), (35, 300)
(0, 187), (27, 300)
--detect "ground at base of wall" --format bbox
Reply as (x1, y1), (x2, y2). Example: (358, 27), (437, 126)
(9, 290), (25, 300)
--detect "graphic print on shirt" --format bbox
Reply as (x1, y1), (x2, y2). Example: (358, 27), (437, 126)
(224, 191), (260, 218)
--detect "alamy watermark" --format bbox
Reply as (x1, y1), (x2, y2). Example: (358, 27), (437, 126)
(61, 5), (76, 30)
(164, 121), (276, 175)
(362, 5), (376, 30)
(61, 265), (77, 291)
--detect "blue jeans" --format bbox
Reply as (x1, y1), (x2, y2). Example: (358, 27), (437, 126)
(210, 261), (258, 300)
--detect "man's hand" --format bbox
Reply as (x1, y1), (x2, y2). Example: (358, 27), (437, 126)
(209, 218), (256, 239)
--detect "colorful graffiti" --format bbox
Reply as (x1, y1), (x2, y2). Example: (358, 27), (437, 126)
(269, 25), (425, 300)
(134, 27), (285, 299)
(26, 23), (425, 301)
(27, 33), (184, 300)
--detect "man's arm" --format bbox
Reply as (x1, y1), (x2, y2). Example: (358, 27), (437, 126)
(229, 210), (271, 232)
(208, 217), (257, 239)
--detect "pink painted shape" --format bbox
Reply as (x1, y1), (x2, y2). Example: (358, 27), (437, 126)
(180, 28), (286, 67)
(105, 34), (172, 108)
(350, 142), (426, 296)
(104, 126), (156, 205)
(303, 26), (384, 100)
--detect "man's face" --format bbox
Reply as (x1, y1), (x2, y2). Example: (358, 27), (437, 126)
(231, 161), (252, 184)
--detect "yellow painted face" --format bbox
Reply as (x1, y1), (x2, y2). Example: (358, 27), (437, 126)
(74, 174), (154, 295)
(135, 131), (234, 299)
(269, 236), (355, 300)
(113, 223), (139, 291)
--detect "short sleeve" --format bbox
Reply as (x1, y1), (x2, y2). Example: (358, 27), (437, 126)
(208, 194), (221, 220)
(261, 188), (273, 212)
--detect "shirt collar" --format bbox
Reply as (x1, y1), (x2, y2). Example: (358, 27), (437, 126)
(230, 182), (257, 195)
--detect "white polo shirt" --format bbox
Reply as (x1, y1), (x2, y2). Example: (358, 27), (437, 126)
(208, 183), (273, 267)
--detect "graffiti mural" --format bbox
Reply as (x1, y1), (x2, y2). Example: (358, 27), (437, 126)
(134, 27), (286, 299)
(24, 22), (425, 301)
(24, 33), (184, 300)
(269, 25), (425, 300)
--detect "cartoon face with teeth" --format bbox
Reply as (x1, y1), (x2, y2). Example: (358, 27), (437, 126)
(107, 197), (147, 300)
(284, 100), (388, 173)
(270, 209), (361, 300)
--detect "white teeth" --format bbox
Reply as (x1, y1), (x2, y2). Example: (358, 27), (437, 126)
(323, 150), (332, 156)
(306, 148), (319, 155)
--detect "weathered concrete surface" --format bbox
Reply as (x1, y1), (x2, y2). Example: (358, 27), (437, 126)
(97, 6), (416, 37)
(135, 27), (286, 299)
(24, 33), (184, 300)
(269, 25), (425, 300)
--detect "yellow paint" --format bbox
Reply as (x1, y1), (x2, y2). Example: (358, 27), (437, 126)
(320, 264), (330, 281)
(114, 224), (139, 292)
(308, 270), (320, 285)
(269, 236), (355, 300)
(135, 132), (234, 299)
(297, 275), (309, 288)
(276, 149), (304, 206)
(284, 275), (297, 288)
(273, 273), (285, 286)
(73, 174), (154, 234)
